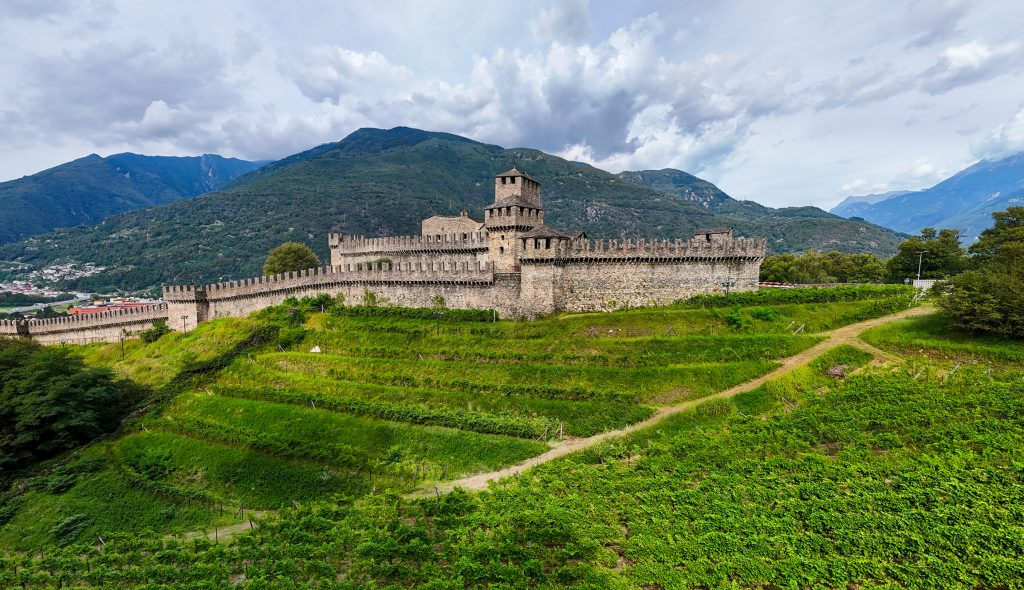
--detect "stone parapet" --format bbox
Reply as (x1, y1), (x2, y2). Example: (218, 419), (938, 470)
(165, 262), (497, 304)
(2, 304), (170, 345)
(329, 232), (489, 255)
(519, 236), (767, 263)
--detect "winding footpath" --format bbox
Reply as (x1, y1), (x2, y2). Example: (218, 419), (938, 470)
(188, 305), (933, 539)
(417, 305), (933, 495)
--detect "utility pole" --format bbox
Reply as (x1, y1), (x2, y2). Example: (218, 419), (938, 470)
(181, 314), (188, 332)
(914, 250), (928, 281)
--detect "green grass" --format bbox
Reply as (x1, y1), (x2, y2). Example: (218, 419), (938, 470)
(9, 336), (1023, 588)
(862, 312), (1024, 367)
(212, 363), (653, 437)
(0, 293), (916, 553)
(78, 317), (263, 387)
(160, 393), (548, 478)
(254, 352), (777, 404)
(0, 448), (229, 551)
(113, 431), (368, 509)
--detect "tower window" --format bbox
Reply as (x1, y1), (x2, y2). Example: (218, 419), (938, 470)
(502, 177), (507, 184)
(499, 246), (505, 254)
(510, 177), (516, 184)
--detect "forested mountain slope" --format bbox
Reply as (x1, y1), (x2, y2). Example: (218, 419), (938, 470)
(0, 127), (903, 291)
(0, 153), (260, 244)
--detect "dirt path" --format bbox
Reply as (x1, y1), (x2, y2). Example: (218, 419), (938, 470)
(183, 305), (933, 537)
(414, 305), (933, 496)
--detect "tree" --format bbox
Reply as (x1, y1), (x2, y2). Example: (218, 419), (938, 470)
(886, 228), (968, 281)
(938, 207), (1024, 337)
(759, 251), (885, 283)
(263, 242), (320, 276)
(0, 339), (141, 470)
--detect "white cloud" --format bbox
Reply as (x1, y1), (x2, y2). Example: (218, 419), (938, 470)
(902, 0), (966, 48)
(285, 46), (413, 104)
(530, 0), (591, 44)
(920, 40), (1023, 94)
(972, 106), (1024, 160)
(107, 100), (205, 141)
(0, 0), (1023, 209)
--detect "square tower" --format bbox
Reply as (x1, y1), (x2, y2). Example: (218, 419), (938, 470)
(493, 168), (541, 207)
(485, 168), (544, 272)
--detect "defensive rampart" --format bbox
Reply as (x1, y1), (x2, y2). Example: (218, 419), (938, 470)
(0, 304), (169, 345)
(517, 237), (766, 314)
(164, 262), (520, 329)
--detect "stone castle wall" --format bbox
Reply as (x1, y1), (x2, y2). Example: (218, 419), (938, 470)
(164, 263), (524, 330)
(329, 232), (489, 271)
(517, 236), (764, 313)
(0, 304), (168, 345)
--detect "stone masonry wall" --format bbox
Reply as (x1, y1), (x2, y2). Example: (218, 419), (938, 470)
(164, 263), (525, 328)
(0, 304), (169, 345)
(550, 258), (759, 312)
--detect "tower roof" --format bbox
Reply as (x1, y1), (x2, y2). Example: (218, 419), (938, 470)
(495, 167), (538, 183)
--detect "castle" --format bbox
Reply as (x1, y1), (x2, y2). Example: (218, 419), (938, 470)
(2, 169), (766, 343)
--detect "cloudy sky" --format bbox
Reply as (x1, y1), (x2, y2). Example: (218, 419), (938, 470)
(1, 0), (1022, 209)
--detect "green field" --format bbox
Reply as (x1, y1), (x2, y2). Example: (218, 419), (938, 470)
(0, 287), (936, 567)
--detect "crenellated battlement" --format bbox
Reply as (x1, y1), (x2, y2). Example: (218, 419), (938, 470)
(1, 304), (170, 344)
(329, 231), (489, 254)
(519, 236), (767, 262)
(26, 304), (168, 333)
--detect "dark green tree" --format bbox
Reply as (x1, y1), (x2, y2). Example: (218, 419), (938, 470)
(0, 339), (141, 470)
(263, 242), (320, 276)
(886, 228), (968, 281)
(938, 207), (1024, 337)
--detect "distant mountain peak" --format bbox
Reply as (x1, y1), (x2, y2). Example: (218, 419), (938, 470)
(0, 153), (261, 244)
(828, 151), (1024, 241)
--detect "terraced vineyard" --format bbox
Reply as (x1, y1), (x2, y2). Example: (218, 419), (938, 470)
(0, 287), (917, 554)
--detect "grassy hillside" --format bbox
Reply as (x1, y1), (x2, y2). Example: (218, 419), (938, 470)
(6, 296), (1023, 588)
(0, 127), (904, 292)
(0, 153), (260, 245)
(0, 288), (916, 552)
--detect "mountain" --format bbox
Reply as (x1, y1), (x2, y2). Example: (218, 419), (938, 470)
(0, 127), (905, 292)
(617, 168), (905, 254)
(830, 191), (913, 218)
(0, 153), (261, 244)
(829, 153), (1024, 241)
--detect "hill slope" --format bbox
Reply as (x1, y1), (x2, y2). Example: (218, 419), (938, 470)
(0, 128), (904, 291)
(0, 153), (261, 244)
(829, 153), (1024, 241)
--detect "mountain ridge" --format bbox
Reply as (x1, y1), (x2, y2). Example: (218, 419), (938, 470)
(0, 153), (261, 244)
(0, 127), (905, 291)
(829, 153), (1024, 240)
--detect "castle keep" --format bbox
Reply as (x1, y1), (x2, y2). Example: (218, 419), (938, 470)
(2, 169), (766, 342)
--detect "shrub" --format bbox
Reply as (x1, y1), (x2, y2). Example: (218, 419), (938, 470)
(50, 513), (92, 546)
(724, 307), (749, 330)
(749, 306), (779, 321)
(139, 318), (171, 343)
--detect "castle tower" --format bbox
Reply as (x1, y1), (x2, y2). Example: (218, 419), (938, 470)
(484, 168), (544, 272)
